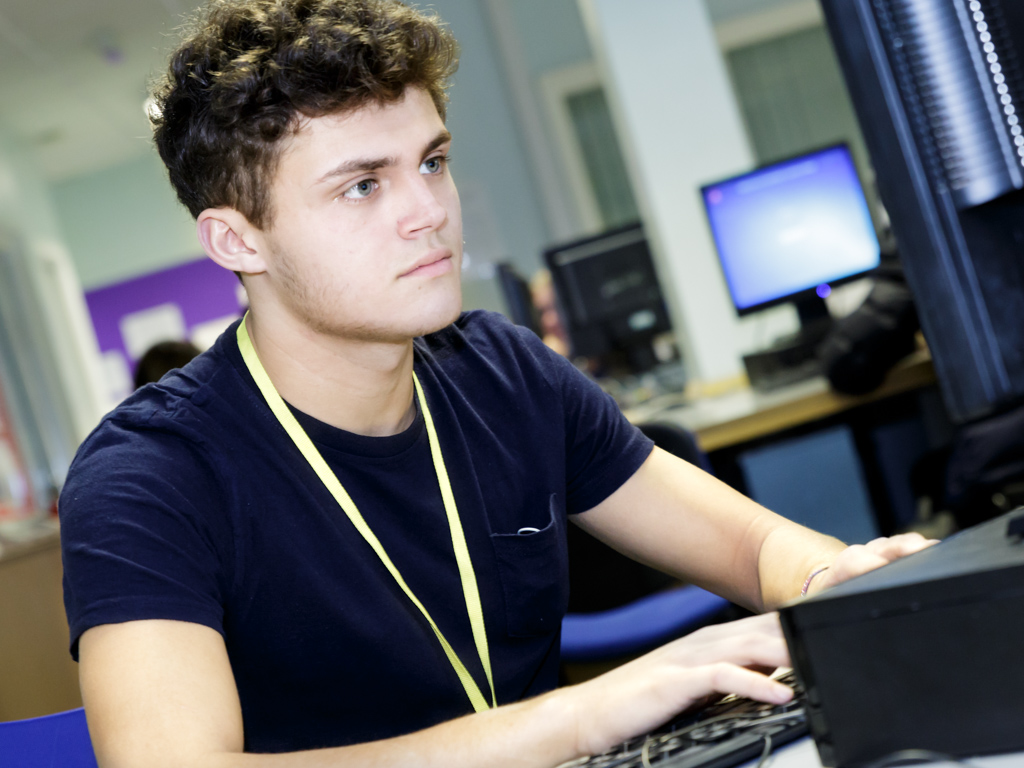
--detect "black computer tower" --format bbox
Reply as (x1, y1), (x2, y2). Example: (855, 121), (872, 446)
(780, 510), (1024, 767)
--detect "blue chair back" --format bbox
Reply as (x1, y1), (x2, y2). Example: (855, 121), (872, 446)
(561, 584), (730, 662)
(0, 708), (98, 768)
(561, 421), (730, 663)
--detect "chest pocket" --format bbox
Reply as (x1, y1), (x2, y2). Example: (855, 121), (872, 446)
(489, 493), (570, 638)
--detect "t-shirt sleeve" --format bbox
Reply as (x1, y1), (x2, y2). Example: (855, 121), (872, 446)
(508, 323), (655, 514)
(60, 417), (231, 660)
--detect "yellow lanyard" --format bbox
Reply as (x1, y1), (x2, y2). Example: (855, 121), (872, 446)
(236, 318), (497, 712)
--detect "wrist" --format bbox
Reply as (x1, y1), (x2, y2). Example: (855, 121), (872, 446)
(800, 565), (830, 597)
(511, 684), (590, 765)
(555, 683), (595, 762)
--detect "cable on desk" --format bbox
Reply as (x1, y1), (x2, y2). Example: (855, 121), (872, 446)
(755, 732), (774, 768)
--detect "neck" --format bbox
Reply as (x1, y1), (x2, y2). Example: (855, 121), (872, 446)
(243, 310), (417, 437)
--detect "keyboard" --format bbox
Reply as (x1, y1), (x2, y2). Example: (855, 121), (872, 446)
(559, 670), (807, 768)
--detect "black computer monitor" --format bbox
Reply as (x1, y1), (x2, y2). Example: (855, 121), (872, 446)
(494, 263), (542, 336)
(820, 0), (1024, 424)
(700, 144), (881, 339)
(543, 223), (672, 373)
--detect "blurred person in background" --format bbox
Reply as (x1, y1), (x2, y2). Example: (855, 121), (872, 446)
(133, 340), (202, 389)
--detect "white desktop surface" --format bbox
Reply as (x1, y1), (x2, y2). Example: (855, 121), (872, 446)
(623, 351), (935, 453)
(626, 374), (830, 433)
(757, 736), (1024, 768)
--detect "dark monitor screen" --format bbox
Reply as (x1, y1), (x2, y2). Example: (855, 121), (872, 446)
(543, 223), (672, 372)
(700, 144), (881, 318)
(495, 263), (541, 336)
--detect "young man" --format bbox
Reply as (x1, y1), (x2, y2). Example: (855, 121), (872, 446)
(59, 1), (932, 766)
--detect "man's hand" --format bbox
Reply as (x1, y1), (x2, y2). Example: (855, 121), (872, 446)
(563, 613), (793, 759)
(80, 614), (793, 768)
(805, 532), (938, 597)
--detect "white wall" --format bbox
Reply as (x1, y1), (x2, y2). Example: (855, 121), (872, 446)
(51, 150), (199, 290)
(0, 127), (108, 483)
(0, 130), (65, 246)
(579, 0), (755, 382)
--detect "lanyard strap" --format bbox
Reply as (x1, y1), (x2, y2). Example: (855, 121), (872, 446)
(236, 318), (496, 712)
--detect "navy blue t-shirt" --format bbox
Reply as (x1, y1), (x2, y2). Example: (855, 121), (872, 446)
(60, 311), (653, 753)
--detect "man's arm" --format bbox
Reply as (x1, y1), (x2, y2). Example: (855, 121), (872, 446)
(572, 447), (933, 611)
(80, 614), (793, 768)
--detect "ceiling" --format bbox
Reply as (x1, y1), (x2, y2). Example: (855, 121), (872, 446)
(0, 0), (191, 182)
(0, 0), (800, 185)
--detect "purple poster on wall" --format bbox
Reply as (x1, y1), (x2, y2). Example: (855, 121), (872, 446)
(85, 256), (247, 401)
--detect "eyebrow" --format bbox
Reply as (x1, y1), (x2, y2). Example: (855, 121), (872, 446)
(314, 129), (453, 187)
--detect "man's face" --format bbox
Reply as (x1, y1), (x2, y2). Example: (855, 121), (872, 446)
(251, 87), (463, 343)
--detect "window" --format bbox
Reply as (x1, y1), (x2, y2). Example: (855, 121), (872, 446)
(541, 62), (639, 233)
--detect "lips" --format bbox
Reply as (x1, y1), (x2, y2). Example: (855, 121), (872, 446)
(400, 249), (453, 278)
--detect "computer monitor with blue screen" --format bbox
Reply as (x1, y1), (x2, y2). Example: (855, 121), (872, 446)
(701, 144), (881, 338)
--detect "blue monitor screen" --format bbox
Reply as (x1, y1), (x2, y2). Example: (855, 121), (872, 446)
(701, 144), (881, 313)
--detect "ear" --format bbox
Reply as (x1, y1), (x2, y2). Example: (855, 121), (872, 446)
(197, 208), (267, 276)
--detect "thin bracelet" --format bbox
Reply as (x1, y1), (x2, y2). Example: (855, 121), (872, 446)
(801, 566), (830, 597)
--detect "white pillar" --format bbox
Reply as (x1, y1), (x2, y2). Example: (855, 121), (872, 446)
(578, 0), (754, 382)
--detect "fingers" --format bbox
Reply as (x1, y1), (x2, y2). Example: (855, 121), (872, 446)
(866, 532), (938, 559)
(693, 663), (794, 706)
(821, 533), (939, 591)
(663, 613), (791, 671)
(828, 544), (889, 582)
(571, 615), (796, 756)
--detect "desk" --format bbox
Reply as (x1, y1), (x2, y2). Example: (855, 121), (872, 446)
(764, 736), (1024, 768)
(625, 351), (940, 539)
(624, 351), (936, 453)
(0, 520), (82, 721)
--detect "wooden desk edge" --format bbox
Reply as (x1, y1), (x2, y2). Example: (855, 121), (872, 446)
(696, 354), (936, 453)
(0, 520), (61, 565)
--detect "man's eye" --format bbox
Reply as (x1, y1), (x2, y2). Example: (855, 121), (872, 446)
(420, 155), (448, 175)
(342, 179), (377, 199)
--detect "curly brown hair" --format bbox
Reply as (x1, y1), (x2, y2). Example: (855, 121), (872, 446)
(151, 0), (458, 229)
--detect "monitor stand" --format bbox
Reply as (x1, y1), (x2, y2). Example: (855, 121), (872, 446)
(623, 341), (659, 374)
(742, 295), (834, 391)
(793, 293), (834, 343)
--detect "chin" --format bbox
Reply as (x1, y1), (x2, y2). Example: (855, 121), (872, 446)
(384, 295), (460, 341)
(419, 301), (463, 336)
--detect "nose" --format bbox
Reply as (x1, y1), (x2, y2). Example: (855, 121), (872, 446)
(397, 174), (448, 238)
